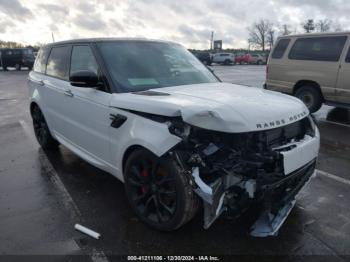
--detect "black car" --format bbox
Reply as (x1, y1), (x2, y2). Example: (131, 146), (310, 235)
(0, 48), (35, 71)
(194, 51), (212, 66)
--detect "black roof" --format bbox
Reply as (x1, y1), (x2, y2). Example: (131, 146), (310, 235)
(45, 37), (175, 47)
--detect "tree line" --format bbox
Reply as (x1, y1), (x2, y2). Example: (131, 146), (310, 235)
(248, 19), (343, 51)
(0, 40), (42, 50)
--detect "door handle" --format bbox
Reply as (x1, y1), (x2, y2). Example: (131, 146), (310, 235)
(64, 89), (74, 97)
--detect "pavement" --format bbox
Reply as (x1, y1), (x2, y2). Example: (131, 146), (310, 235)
(0, 66), (350, 261)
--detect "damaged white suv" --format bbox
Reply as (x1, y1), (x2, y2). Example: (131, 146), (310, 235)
(28, 38), (320, 236)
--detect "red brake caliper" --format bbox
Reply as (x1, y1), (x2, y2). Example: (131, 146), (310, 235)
(141, 169), (149, 193)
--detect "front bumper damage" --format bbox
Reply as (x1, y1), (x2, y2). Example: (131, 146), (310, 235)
(192, 159), (316, 237)
(169, 116), (320, 237)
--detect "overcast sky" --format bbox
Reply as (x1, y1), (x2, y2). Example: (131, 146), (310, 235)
(0, 0), (349, 49)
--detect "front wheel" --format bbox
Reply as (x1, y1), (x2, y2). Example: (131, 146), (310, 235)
(15, 64), (21, 71)
(295, 86), (323, 113)
(124, 149), (199, 231)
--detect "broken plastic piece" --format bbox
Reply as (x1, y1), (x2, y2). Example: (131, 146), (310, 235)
(75, 224), (101, 239)
(250, 200), (296, 237)
(192, 167), (213, 203)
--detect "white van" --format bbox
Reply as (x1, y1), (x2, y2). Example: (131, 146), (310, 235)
(265, 32), (350, 113)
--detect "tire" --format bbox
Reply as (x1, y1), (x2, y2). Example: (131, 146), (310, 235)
(224, 59), (231, 65)
(15, 64), (21, 71)
(295, 86), (323, 113)
(257, 60), (262, 65)
(124, 149), (199, 231)
(31, 105), (59, 150)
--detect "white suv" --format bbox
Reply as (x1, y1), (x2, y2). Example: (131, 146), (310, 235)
(212, 53), (235, 65)
(28, 38), (320, 236)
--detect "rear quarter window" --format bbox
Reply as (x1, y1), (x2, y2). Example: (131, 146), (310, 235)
(33, 48), (50, 74)
(271, 39), (291, 59)
(288, 36), (347, 62)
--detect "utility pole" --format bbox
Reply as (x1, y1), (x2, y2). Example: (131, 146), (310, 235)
(51, 32), (55, 43)
(210, 31), (214, 50)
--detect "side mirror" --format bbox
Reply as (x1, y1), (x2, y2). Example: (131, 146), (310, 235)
(70, 70), (99, 88)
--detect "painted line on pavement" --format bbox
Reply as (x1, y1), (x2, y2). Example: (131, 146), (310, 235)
(316, 169), (350, 186)
(19, 119), (82, 219)
(19, 119), (109, 262)
(318, 118), (350, 128)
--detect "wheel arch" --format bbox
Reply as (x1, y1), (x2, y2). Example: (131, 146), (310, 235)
(29, 101), (40, 116)
(122, 144), (145, 174)
(293, 80), (324, 101)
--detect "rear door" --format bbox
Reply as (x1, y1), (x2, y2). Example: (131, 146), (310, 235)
(335, 39), (350, 104)
(42, 45), (73, 139)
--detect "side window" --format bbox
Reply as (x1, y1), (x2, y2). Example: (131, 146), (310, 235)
(70, 45), (99, 76)
(289, 36), (347, 62)
(33, 48), (50, 74)
(272, 39), (291, 59)
(46, 46), (71, 80)
(345, 47), (350, 63)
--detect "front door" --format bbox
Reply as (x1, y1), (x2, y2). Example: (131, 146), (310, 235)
(64, 45), (112, 169)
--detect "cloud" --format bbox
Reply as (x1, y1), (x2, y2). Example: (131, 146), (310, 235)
(0, 0), (33, 20)
(0, 19), (15, 33)
(73, 15), (107, 31)
(1, 0), (350, 48)
(37, 3), (69, 15)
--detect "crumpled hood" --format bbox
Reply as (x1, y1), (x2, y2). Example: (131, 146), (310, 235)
(110, 82), (309, 133)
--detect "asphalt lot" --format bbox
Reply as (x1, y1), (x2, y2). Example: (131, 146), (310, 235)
(0, 66), (350, 261)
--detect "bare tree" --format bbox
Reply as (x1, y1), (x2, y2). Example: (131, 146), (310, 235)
(333, 22), (343, 32)
(248, 19), (273, 51)
(316, 19), (332, 32)
(302, 19), (315, 33)
(267, 28), (275, 50)
(281, 24), (292, 36)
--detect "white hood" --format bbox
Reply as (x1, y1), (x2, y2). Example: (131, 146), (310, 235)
(110, 82), (309, 133)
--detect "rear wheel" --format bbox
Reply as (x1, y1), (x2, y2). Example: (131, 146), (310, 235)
(295, 86), (323, 113)
(15, 64), (21, 71)
(31, 105), (59, 150)
(257, 60), (262, 65)
(124, 149), (199, 231)
(224, 59), (231, 65)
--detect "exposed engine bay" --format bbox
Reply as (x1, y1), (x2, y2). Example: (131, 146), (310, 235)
(167, 115), (319, 236)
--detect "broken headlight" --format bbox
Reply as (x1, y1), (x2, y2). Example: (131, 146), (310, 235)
(168, 121), (191, 139)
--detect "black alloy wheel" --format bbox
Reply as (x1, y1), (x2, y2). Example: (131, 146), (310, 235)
(124, 149), (199, 231)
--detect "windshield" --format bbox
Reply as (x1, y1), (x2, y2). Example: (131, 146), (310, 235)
(97, 41), (218, 93)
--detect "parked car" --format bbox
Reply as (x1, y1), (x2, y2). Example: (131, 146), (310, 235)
(266, 32), (350, 113)
(234, 53), (252, 64)
(194, 51), (212, 65)
(28, 38), (319, 236)
(212, 52), (235, 65)
(0, 48), (35, 71)
(248, 53), (266, 65)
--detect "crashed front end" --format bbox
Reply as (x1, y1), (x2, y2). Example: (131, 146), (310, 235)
(167, 115), (320, 237)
